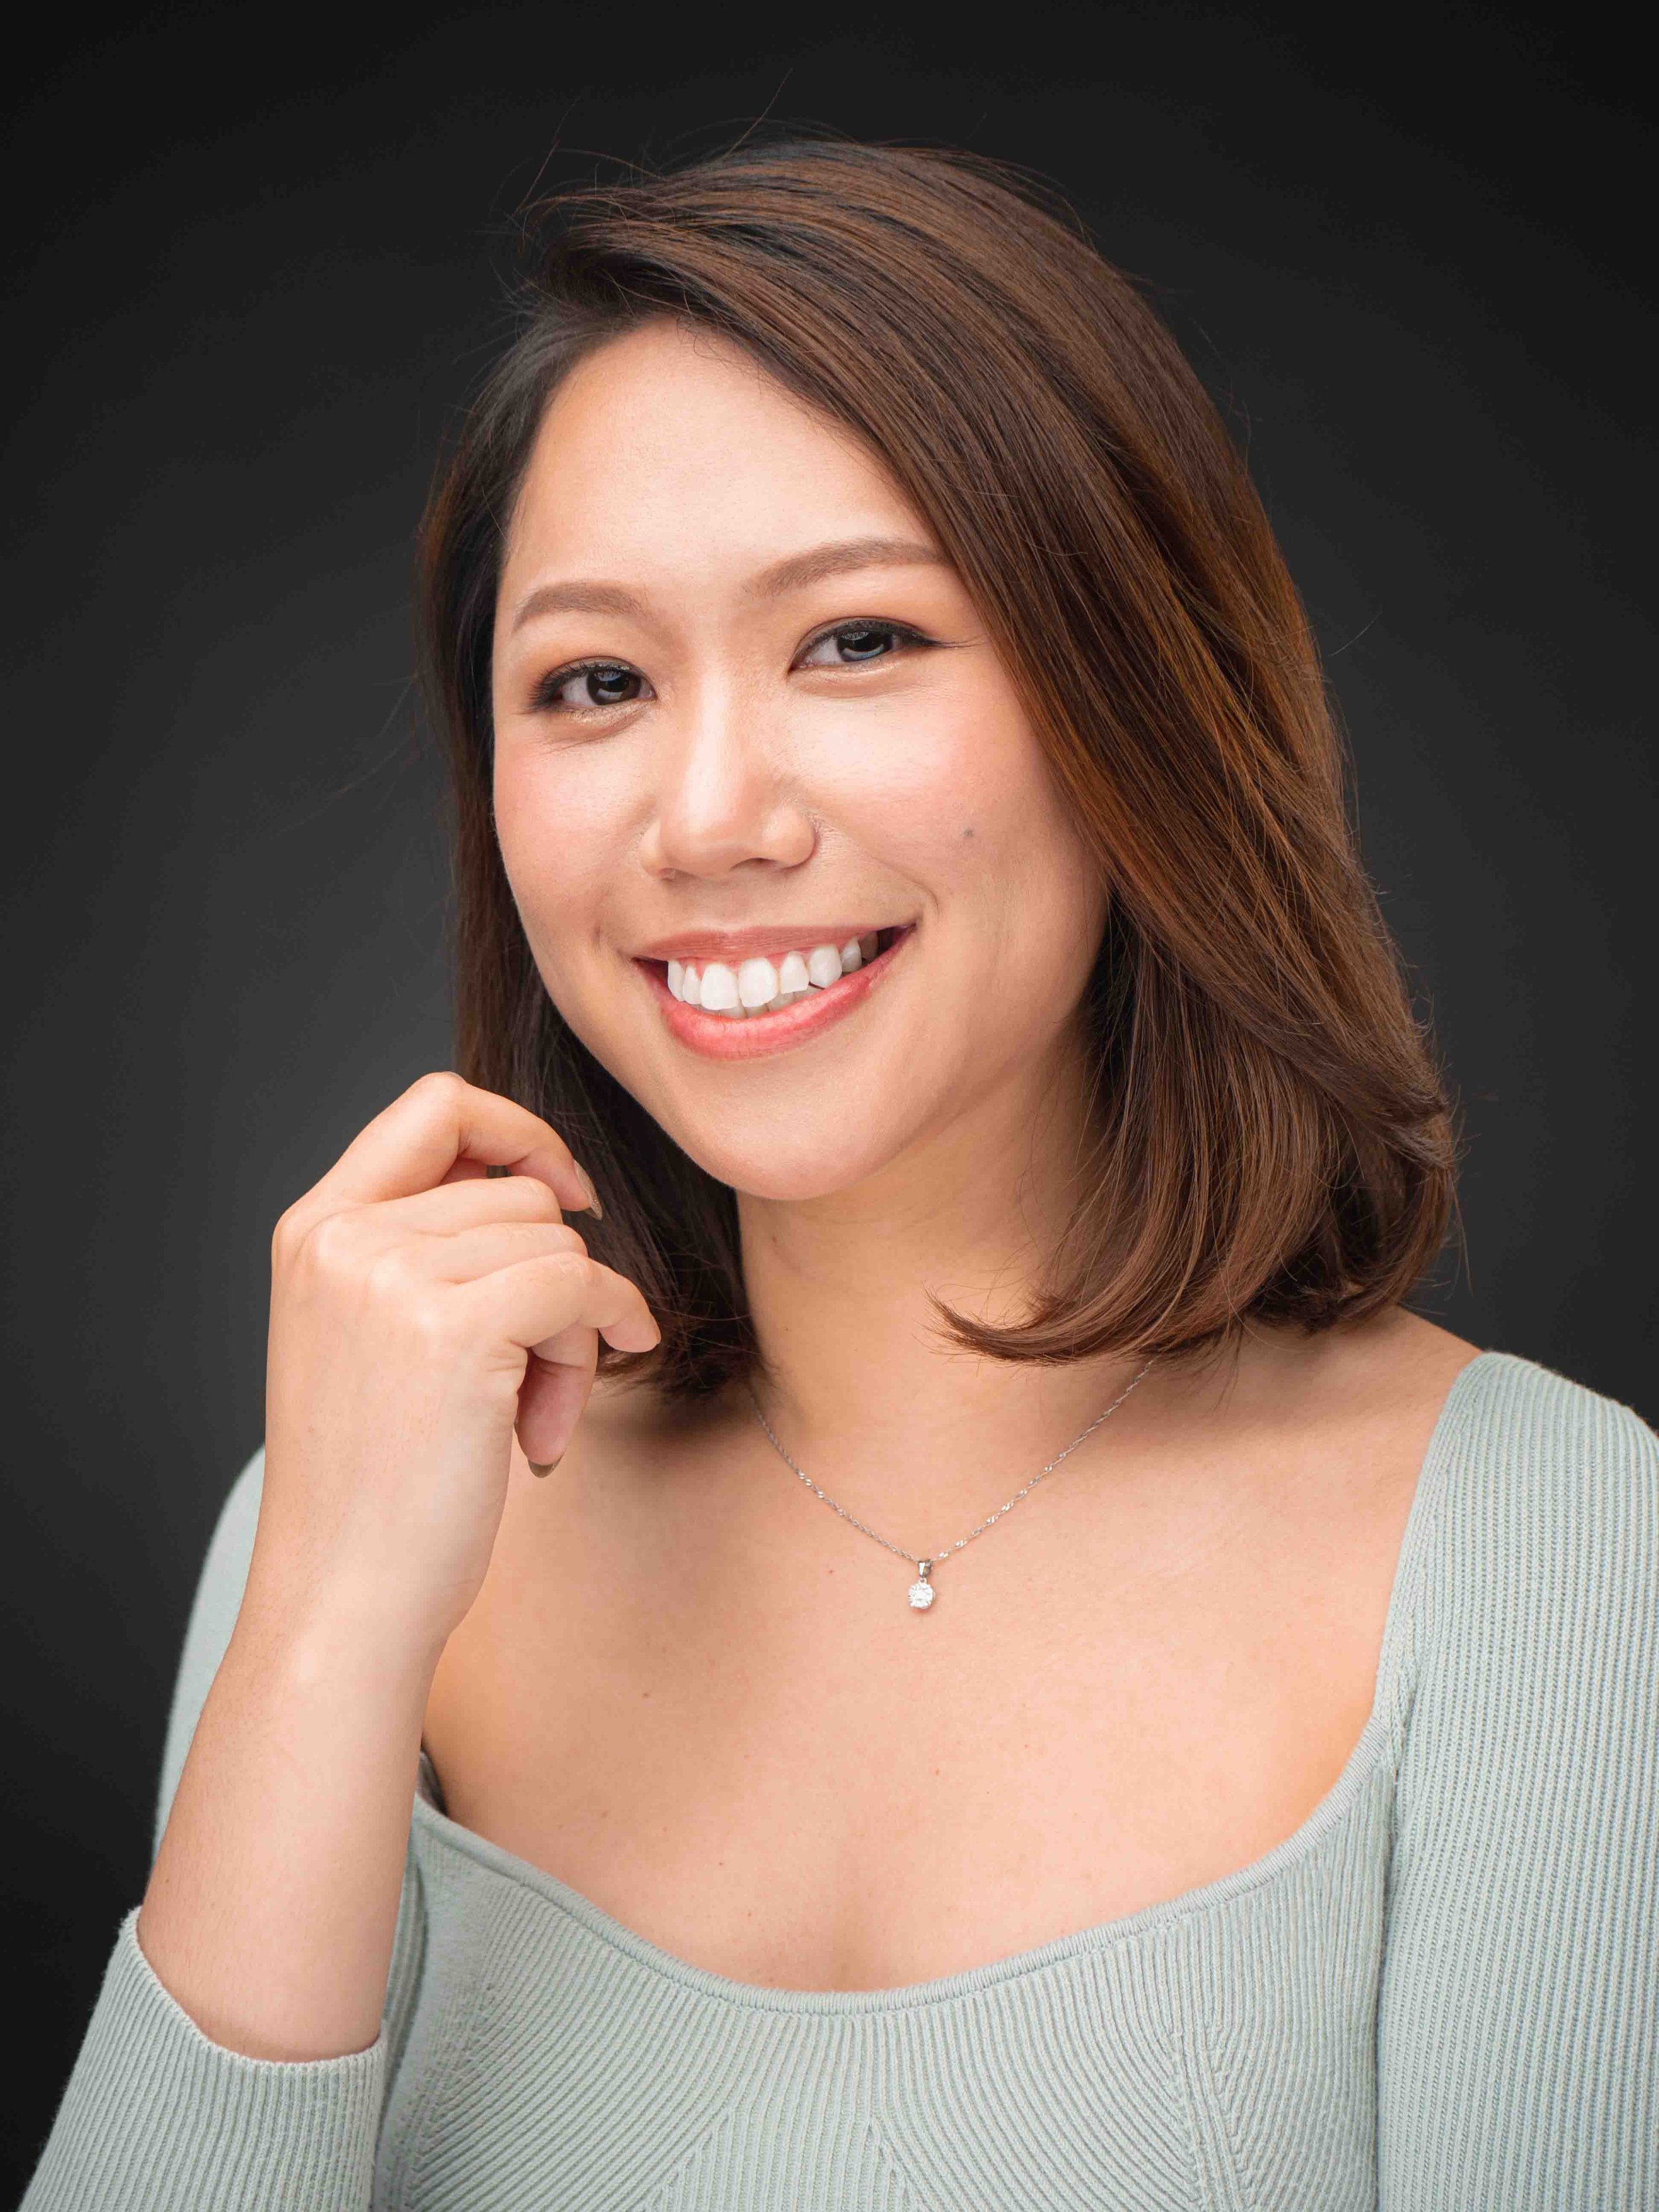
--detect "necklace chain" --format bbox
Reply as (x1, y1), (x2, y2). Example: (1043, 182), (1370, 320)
(745, 1358), (1156, 1581)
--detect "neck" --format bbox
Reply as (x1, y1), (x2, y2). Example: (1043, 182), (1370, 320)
(732, 1032), (1155, 1528)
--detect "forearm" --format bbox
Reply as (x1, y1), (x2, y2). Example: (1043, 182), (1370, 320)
(137, 1573), (440, 2061)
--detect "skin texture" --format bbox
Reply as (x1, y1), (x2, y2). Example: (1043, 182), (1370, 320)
(138, 318), (1479, 2052)
(490, 323), (1108, 1236)
(425, 321), (1480, 1990)
(138, 1078), (656, 2057)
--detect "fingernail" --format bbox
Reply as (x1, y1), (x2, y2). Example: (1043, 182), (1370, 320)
(571, 1160), (603, 1219)
(528, 1455), (563, 1479)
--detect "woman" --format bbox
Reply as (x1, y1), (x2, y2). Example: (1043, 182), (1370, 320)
(25, 137), (1656, 2209)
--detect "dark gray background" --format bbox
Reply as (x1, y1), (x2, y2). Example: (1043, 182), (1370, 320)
(5, 0), (1653, 2183)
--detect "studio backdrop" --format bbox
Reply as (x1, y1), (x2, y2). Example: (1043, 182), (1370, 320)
(3, 2), (1652, 2189)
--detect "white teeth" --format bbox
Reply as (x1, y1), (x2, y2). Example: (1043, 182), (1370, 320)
(664, 931), (902, 1017)
(699, 961), (739, 1011)
(737, 956), (779, 1008)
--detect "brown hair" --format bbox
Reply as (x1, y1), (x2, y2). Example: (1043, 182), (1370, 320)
(418, 133), (1458, 1400)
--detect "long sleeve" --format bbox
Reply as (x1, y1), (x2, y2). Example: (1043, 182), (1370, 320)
(20, 1449), (392, 2211)
(1376, 1357), (1659, 2206)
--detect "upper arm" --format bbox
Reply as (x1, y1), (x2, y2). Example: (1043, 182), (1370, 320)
(153, 1447), (266, 1860)
(1376, 1363), (1659, 2204)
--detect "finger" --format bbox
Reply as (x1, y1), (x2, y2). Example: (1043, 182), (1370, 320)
(370, 1175), (568, 1238)
(424, 1220), (590, 1284)
(516, 1325), (599, 1472)
(278, 1178), (569, 1278)
(459, 1250), (660, 1357)
(305, 1072), (597, 1217)
(439, 1157), (493, 1185)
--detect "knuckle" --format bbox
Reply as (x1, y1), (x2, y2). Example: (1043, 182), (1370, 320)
(501, 1220), (582, 1256)
(297, 1207), (358, 1278)
(412, 1069), (467, 1106)
(541, 1248), (589, 1290)
(362, 1243), (412, 1301)
(407, 1293), (455, 1358)
(504, 1175), (560, 1219)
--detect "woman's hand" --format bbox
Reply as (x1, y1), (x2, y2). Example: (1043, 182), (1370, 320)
(138, 1072), (660, 2061)
(253, 1070), (661, 1657)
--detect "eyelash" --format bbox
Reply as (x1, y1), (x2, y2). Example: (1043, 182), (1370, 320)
(527, 619), (935, 716)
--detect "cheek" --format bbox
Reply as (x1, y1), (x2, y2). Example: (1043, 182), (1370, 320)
(845, 672), (1085, 899)
(916, 688), (1107, 984)
(491, 741), (623, 958)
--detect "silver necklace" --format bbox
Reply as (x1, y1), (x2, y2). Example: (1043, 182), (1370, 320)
(745, 1359), (1156, 1610)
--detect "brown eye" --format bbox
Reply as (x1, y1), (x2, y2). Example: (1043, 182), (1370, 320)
(582, 665), (641, 705)
(833, 624), (896, 661)
(797, 621), (928, 670)
(535, 661), (650, 712)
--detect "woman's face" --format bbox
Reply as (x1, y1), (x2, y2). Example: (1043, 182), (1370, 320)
(491, 319), (1106, 1202)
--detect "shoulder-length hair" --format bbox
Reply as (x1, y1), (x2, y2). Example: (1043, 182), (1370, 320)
(418, 133), (1457, 1401)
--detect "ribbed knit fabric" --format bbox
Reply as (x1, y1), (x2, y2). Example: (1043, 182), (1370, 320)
(19, 1350), (1659, 2209)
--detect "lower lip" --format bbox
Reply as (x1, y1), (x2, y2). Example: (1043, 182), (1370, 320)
(636, 928), (916, 1061)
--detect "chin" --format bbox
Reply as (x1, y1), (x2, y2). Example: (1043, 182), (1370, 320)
(679, 1127), (904, 1205)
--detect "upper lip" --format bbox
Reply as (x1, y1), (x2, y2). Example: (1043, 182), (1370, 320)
(632, 922), (910, 963)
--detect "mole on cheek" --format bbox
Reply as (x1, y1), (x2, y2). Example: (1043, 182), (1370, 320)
(962, 824), (975, 840)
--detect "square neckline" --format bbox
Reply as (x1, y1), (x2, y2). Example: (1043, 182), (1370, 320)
(409, 1347), (1500, 2018)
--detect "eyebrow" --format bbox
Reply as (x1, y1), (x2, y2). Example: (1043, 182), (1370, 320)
(506, 536), (947, 635)
(508, 579), (646, 630)
(745, 534), (947, 599)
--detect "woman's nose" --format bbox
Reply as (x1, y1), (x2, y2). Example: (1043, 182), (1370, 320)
(638, 679), (816, 882)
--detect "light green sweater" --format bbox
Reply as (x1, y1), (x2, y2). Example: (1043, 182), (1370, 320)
(20, 1351), (1659, 2209)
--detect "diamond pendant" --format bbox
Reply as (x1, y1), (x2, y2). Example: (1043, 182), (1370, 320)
(906, 1559), (936, 1610)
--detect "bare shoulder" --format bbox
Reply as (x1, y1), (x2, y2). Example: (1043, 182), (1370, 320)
(1243, 1305), (1478, 1412)
(1281, 1306), (1484, 1478)
(1311, 1306), (1484, 1416)
(1157, 1305), (1486, 1548)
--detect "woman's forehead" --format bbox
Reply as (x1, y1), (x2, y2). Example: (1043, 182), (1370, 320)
(504, 323), (920, 579)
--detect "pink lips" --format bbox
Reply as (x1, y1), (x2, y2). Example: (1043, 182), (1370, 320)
(636, 926), (915, 1060)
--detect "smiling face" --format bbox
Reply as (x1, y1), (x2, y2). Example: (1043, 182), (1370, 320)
(490, 318), (1108, 1203)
